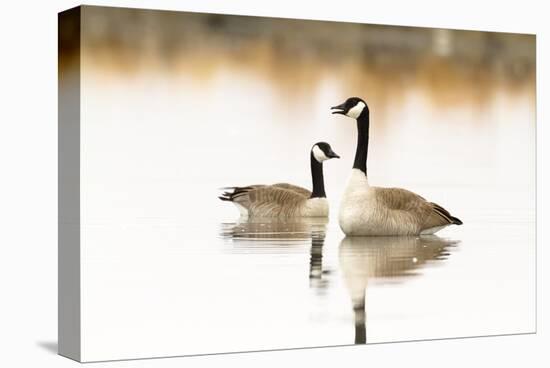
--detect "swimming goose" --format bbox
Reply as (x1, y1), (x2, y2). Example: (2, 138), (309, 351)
(331, 97), (462, 236)
(219, 142), (340, 217)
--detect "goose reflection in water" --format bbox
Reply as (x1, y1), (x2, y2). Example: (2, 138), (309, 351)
(339, 236), (459, 344)
(220, 217), (330, 291)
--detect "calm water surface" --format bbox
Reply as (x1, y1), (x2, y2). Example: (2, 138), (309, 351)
(82, 209), (534, 359)
(217, 211), (533, 346)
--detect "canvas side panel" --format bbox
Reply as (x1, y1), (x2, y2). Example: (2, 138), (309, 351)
(58, 6), (81, 362)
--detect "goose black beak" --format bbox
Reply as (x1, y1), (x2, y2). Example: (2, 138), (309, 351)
(331, 103), (346, 115)
(328, 151), (340, 159)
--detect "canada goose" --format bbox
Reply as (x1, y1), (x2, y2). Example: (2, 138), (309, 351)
(331, 97), (463, 236)
(339, 236), (458, 344)
(219, 142), (340, 217)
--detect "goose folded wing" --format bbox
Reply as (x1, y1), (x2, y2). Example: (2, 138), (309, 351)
(271, 183), (312, 198)
(247, 186), (310, 217)
(374, 187), (428, 212)
(374, 187), (457, 227)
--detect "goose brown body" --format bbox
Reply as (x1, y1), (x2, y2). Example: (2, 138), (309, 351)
(220, 184), (328, 218)
(340, 170), (462, 236)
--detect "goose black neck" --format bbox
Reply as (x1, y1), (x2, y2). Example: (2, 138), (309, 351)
(353, 110), (369, 175)
(310, 153), (326, 199)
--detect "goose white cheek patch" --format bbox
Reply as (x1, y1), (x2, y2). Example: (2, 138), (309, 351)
(347, 101), (366, 119)
(312, 145), (329, 162)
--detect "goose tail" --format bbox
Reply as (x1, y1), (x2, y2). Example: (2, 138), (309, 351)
(218, 186), (254, 202)
(431, 202), (463, 226)
(450, 216), (463, 225)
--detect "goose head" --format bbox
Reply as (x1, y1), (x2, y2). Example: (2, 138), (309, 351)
(312, 142), (340, 163)
(331, 97), (368, 119)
